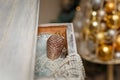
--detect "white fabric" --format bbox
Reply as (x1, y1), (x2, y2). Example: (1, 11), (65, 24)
(35, 33), (85, 80)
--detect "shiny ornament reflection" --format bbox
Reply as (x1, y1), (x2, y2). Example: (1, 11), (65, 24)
(112, 14), (119, 21)
(92, 11), (97, 16)
(91, 0), (101, 10)
(92, 21), (98, 27)
(115, 52), (120, 58)
(105, 2), (115, 13)
(97, 45), (113, 61)
(106, 14), (120, 29)
(100, 23), (107, 31)
(96, 32), (105, 41)
(114, 35), (120, 51)
(105, 29), (116, 42)
(116, 35), (120, 44)
(108, 29), (116, 36)
(99, 10), (105, 17)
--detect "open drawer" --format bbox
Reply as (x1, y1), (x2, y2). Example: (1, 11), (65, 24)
(34, 23), (85, 80)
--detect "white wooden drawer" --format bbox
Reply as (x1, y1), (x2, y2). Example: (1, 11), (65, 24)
(35, 23), (84, 80)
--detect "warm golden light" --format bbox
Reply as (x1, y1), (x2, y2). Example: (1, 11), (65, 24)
(76, 6), (81, 11)
(112, 14), (119, 21)
(103, 46), (109, 53)
(108, 2), (114, 9)
(92, 11), (97, 16)
(97, 32), (104, 40)
(99, 10), (105, 17)
(97, 45), (113, 61)
(92, 21), (98, 27)
(116, 35), (120, 43)
(86, 28), (90, 34)
(105, 2), (115, 13)
(114, 35), (120, 51)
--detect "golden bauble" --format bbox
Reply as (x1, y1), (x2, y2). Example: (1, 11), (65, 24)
(97, 44), (113, 61)
(105, 2), (115, 13)
(105, 14), (120, 29)
(92, 11), (97, 16)
(114, 43), (120, 51)
(100, 22), (107, 31)
(115, 35), (120, 44)
(112, 14), (119, 21)
(84, 27), (90, 35)
(89, 21), (98, 35)
(87, 32), (96, 42)
(92, 21), (98, 27)
(108, 25), (119, 30)
(89, 21), (98, 31)
(104, 29), (116, 43)
(96, 32), (105, 40)
(91, 11), (98, 20)
(114, 35), (120, 51)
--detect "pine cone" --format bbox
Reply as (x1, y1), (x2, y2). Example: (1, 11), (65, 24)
(47, 34), (65, 60)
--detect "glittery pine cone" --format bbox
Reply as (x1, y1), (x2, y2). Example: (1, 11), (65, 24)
(47, 34), (65, 60)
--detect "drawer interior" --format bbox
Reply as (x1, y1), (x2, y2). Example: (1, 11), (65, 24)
(37, 25), (68, 49)
(35, 25), (68, 78)
(34, 24), (82, 80)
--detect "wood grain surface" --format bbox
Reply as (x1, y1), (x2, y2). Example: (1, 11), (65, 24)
(0, 0), (39, 80)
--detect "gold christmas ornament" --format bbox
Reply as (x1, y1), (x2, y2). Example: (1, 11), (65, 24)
(100, 22), (107, 31)
(106, 14), (120, 29)
(92, 11), (97, 16)
(92, 21), (98, 27)
(97, 44), (113, 61)
(114, 35), (120, 51)
(112, 14), (119, 21)
(108, 25), (119, 30)
(96, 32), (105, 41)
(83, 27), (90, 40)
(91, 11), (98, 20)
(84, 27), (90, 35)
(116, 35), (120, 44)
(81, 0), (120, 61)
(88, 21), (99, 42)
(89, 21), (98, 34)
(104, 29), (116, 43)
(105, 1), (115, 13)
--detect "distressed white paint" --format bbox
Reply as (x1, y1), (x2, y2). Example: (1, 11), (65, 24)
(36, 23), (85, 80)
(0, 0), (39, 80)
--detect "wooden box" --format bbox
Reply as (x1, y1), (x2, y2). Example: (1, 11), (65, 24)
(35, 23), (83, 80)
